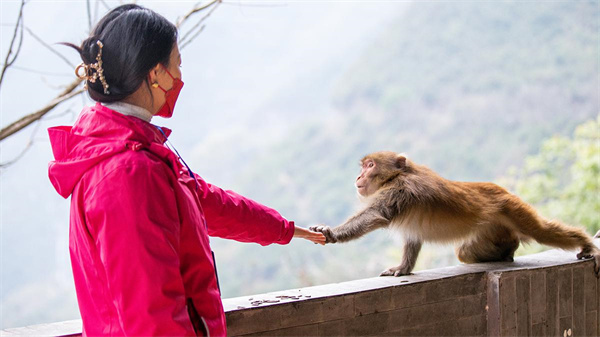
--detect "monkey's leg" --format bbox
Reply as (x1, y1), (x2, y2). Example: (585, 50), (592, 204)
(381, 239), (422, 277)
(310, 207), (389, 244)
(456, 225), (520, 264)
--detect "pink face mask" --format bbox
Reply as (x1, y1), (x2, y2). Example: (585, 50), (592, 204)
(155, 65), (184, 118)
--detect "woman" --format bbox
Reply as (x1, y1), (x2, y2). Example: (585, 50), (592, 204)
(47, 4), (325, 336)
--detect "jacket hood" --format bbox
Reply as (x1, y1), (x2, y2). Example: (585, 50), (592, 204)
(48, 103), (171, 198)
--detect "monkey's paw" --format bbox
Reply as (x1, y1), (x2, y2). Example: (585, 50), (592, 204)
(380, 266), (413, 277)
(308, 225), (338, 244)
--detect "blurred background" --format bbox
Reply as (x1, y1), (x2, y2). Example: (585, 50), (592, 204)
(1, 0), (598, 329)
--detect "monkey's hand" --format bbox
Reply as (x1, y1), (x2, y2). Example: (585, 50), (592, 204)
(309, 225), (338, 244)
(380, 265), (413, 277)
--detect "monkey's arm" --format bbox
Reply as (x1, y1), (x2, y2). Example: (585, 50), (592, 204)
(310, 206), (390, 244)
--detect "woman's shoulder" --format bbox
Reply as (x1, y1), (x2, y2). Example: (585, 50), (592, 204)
(80, 148), (175, 191)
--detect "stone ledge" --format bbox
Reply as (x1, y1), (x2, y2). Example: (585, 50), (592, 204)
(2, 243), (598, 336)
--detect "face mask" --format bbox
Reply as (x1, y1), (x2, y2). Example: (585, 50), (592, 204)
(155, 65), (184, 118)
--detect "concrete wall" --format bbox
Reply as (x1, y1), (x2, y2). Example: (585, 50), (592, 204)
(3, 247), (599, 336)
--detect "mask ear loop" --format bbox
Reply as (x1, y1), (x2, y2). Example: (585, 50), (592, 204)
(150, 64), (175, 92)
(161, 63), (176, 80)
(152, 81), (166, 93)
(152, 64), (176, 91)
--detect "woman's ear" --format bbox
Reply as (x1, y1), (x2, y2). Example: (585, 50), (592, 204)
(147, 63), (162, 86)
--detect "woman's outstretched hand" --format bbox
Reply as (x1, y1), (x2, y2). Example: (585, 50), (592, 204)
(293, 225), (327, 245)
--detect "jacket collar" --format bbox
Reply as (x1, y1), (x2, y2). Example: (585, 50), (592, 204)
(72, 102), (171, 145)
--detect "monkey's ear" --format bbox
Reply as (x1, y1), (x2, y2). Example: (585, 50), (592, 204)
(396, 155), (407, 169)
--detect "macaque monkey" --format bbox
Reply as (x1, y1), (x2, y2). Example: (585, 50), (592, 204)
(311, 151), (600, 277)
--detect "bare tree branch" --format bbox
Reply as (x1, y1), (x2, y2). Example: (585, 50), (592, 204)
(176, 0), (221, 29)
(93, 0), (102, 26)
(25, 27), (73, 69)
(99, 0), (111, 11)
(0, 1), (220, 148)
(179, 25), (206, 50)
(41, 107), (78, 121)
(0, 0), (27, 89)
(0, 120), (41, 168)
(178, 0), (222, 49)
(0, 78), (83, 141)
(221, 2), (287, 8)
(87, 0), (93, 31)
(0, 64), (71, 77)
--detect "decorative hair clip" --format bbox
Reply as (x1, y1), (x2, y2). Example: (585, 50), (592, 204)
(75, 40), (110, 95)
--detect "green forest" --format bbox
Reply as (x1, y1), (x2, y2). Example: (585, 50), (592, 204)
(207, 1), (600, 298)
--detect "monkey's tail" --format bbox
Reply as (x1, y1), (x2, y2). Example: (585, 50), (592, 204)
(535, 219), (595, 250)
(504, 201), (595, 252)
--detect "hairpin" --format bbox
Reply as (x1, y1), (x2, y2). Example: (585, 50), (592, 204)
(75, 40), (110, 95)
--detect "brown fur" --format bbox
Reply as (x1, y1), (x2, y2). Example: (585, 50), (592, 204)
(311, 151), (600, 276)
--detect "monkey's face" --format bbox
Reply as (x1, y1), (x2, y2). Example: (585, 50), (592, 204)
(356, 159), (378, 197)
(356, 152), (408, 197)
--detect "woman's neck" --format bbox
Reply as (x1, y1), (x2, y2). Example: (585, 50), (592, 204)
(121, 84), (157, 116)
(104, 101), (153, 122)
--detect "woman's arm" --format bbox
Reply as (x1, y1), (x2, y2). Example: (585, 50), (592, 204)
(196, 177), (324, 245)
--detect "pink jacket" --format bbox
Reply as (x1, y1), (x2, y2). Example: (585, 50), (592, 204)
(48, 103), (295, 336)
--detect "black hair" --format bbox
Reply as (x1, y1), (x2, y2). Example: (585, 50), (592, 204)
(64, 4), (177, 102)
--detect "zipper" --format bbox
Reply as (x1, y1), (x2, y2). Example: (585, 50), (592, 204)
(186, 298), (210, 336)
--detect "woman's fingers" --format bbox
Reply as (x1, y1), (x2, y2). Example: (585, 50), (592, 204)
(310, 232), (326, 245)
(306, 231), (326, 245)
(293, 225), (327, 245)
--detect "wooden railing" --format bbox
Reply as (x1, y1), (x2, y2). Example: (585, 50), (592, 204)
(2, 242), (599, 336)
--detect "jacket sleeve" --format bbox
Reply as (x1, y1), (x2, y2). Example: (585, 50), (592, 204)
(84, 161), (196, 336)
(195, 176), (295, 246)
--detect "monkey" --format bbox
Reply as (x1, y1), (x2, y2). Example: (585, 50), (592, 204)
(310, 151), (600, 277)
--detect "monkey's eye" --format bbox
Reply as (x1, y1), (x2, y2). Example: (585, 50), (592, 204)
(368, 162), (374, 168)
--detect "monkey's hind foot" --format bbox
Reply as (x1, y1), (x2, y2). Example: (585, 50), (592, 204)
(577, 244), (599, 259)
(380, 266), (413, 277)
(576, 247), (600, 277)
(589, 254), (600, 277)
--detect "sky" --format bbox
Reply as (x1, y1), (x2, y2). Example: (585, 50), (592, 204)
(0, 0), (407, 328)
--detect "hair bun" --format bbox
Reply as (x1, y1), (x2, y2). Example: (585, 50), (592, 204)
(61, 4), (177, 103)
